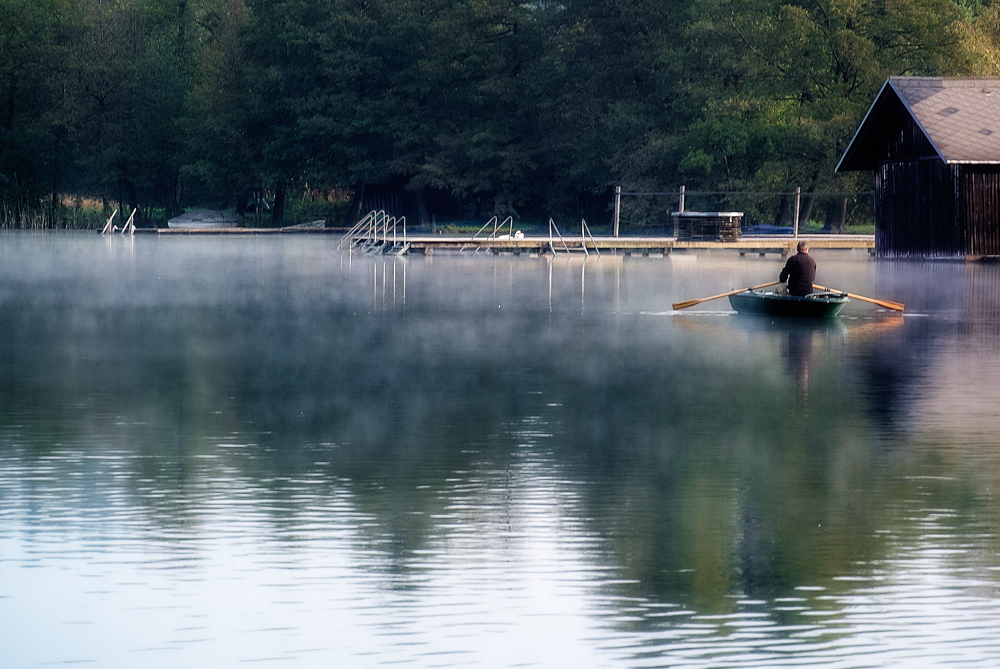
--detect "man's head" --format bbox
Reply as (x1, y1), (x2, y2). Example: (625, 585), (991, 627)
(797, 241), (809, 253)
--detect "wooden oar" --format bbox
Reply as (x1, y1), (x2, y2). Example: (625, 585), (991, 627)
(672, 280), (781, 311)
(813, 284), (904, 312)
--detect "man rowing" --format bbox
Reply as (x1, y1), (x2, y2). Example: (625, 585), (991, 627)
(780, 240), (816, 296)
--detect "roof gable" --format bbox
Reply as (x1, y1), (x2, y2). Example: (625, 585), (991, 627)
(837, 77), (1000, 172)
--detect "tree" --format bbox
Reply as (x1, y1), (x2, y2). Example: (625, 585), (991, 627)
(676, 0), (968, 196)
(5, 0), (988, 228)
(0, 0), (69, 223)
(65, 0), (193, 224)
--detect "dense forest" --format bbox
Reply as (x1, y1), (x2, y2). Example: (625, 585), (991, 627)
(2, 0), (999, 229)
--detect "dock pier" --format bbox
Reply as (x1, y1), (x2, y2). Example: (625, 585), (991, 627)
(394, 234), (874, 257)
(135, 227), (874, 256)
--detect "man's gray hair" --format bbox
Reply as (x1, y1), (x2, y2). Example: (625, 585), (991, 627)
(797, 240), (809, 252)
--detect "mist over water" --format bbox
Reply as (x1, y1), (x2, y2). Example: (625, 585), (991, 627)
(1, 232), (999, 668)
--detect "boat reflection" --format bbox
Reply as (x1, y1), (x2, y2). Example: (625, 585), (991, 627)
(736, 315), (846, 399)
(783, 325), (814, 394)
(676, 312), (905, 403)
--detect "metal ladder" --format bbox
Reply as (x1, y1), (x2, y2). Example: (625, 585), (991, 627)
(338, 210), (409, 255)
(464, 216), (515, 253)
(101, 207), (136, 235)
(548, 219), (600, 256)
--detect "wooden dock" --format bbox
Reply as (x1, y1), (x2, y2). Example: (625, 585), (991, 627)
(398, 234), (874, 257)
(135, 227), (874, 256)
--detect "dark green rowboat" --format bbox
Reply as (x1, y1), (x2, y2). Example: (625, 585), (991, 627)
(728, 289), (849, 317)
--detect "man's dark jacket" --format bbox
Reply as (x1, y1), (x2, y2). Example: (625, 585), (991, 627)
(780, 252), (816, 296)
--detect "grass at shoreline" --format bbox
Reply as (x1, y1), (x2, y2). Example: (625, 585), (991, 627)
(1, 199), (106, 229)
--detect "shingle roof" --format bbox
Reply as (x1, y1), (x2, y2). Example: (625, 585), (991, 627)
(897, 77), (1000, 162)
(837, 77), (1000, 171)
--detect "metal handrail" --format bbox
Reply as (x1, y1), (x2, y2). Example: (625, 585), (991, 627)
(352, 216), (377, 253)
(472, 216), (514, 241)
(373, 210), (386, 245)
(101, 209), (119, 235)
(337, 210), (377, 250)
(473, 216), (498, 240)
(336, 210), (408, 255)
(498, 216), (513, 239)
(581, 219), (599, 256)
(121, 208), (137, 235)
(549, 218), (570, 254)
(385, 215), (406, 247)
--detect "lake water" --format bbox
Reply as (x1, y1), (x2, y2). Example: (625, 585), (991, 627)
(1, 232), (999, 668)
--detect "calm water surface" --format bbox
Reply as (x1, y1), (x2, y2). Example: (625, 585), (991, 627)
(1, 232), (999, 667)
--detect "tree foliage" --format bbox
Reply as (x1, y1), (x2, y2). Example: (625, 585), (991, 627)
(0, 0), (993, 227)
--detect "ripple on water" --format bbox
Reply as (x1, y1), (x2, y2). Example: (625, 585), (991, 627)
(2, 241), (1000, 667)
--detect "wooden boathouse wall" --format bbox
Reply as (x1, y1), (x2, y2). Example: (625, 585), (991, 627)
(878, 162), (1000, 259)
(875, 160), (960, 258)
(960, 167), (1000, 257)
(839, 77), (1000, 259)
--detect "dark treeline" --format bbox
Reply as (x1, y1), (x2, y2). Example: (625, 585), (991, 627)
(2, 0), (998, 228)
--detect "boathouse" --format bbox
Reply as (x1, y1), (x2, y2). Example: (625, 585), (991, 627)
(837, 77), (1000, 258)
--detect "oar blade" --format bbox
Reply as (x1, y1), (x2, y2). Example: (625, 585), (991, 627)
(814, 284), (904, 312)
(672, 299), (703, 310)
(860, 296), (904, 312)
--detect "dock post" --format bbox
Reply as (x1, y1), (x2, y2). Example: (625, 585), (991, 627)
(614, 185), (621, 237)
(793, 187), (801, 238)
(679, 185), (685, 213)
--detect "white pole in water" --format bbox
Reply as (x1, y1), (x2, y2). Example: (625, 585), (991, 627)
(613, 185), (621, 238)
(793, 187), (801, 238)
(679, 185), (685, 213)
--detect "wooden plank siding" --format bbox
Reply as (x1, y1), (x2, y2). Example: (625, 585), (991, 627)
(960, 168), (1000, 257)
(880, 94), (939, 163)
(876, 160), (961, 258)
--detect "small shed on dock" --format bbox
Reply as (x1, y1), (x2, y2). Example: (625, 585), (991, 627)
(837, 77), (1000, 258)
(671, 211), (743, 241)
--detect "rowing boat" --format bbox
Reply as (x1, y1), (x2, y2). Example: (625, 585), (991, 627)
(728, 289), (849, 317)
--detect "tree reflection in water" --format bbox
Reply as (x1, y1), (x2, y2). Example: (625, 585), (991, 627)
(0, 238), (998, 667)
